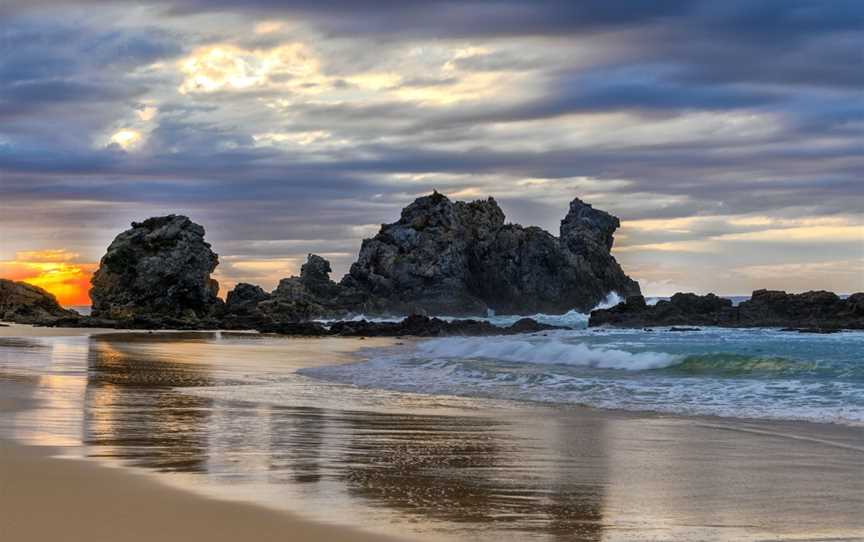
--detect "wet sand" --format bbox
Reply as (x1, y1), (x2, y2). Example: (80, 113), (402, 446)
(1, 325), (863, 541)
(0, 439), (405, 542)
(0, 324), (409, 542)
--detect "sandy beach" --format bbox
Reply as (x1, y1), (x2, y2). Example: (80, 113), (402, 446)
(0, 325), (408, 542)
(0, 324), (407, 542)
(0, 439), (406, 542)
(1, 325), (863, 541)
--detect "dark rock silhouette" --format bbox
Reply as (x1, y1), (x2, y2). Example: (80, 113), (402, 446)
(0, 279), (79, 323)
(340, 192), (640, 316)
(222, 254), (385, 328)
(589, 290), (864, 330)
(89, 215), (222, 323)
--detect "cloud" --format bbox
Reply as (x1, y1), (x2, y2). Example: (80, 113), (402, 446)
(1, 1), (862, 299)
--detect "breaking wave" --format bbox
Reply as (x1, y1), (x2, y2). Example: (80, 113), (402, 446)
(416, 337), (864, 379)
(416, 337), (680, 370)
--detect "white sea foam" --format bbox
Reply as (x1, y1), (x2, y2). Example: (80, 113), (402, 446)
(416, 336), (681, 370)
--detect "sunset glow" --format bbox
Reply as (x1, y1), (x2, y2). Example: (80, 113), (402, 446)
(0, 251), (95, 306)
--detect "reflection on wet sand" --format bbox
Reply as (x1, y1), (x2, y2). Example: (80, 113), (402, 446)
(342, 411), (606, 541)
(84, 335), (215, 472)
(2, 332), (862, 541)
(77, 333), (608, 539)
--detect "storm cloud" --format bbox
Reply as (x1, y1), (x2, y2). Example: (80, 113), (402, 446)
(1, 1), (862, 298)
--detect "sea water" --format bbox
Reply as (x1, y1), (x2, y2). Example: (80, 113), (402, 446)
(302, 307), (864, 426)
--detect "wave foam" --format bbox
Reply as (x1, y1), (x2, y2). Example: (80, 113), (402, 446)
(416, 337), (680, 370)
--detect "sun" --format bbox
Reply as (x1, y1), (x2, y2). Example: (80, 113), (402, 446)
(0, 250), (96, 306)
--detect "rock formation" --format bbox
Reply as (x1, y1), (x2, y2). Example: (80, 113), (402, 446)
(221, 254), (383, 328)
(340, 192), (640, 316)
(0, 279), (79, 323)
(589, 290), (864, 330)
(89, 215), (222, 324)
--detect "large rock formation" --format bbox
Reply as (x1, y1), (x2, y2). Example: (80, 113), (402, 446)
(89, 215), (222, 323)
(340, 192), (640, 315)
(589, 290), (864, 330)
(0, 279), (79, 323)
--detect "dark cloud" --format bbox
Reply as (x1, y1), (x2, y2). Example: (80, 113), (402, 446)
(1, 0), (862, 294)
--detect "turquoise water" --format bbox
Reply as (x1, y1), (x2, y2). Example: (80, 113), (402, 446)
(302, 326), (864, 426)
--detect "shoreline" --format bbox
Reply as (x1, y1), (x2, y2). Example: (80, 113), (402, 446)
(0, 360), (408, 542)
(0, 324), (413, 542)
(1, 324), (863, 540)
(3, 322), (863, 430)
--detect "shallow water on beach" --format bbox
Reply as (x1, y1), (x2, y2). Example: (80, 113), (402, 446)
(305, 326), (864, 426)
(1, 330), (863, 541)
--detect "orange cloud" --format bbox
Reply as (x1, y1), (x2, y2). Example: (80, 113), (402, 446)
(0, 250), (96, 307)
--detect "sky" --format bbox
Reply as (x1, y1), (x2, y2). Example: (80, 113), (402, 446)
(1, 1), (862, 306)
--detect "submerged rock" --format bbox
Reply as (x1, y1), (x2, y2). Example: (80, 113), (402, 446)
(89, 215), (222, 324)
(341, 192), (640, 316)
(589, 290), (864, 330)
(0, 279), (79, 323)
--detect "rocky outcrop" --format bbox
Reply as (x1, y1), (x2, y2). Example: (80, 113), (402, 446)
(0, 279), (79, 323)
(272, 254), (383, 317)
(737, 290), (864, 329)
(340, 192), (640, 316)
(221, 254), (384, 328)
(89, 215), (222, 324)
(589, 290), (864, 330)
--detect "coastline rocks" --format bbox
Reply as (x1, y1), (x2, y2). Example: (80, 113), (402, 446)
(589, 290), (864, 330)
(0, 279), (79, 323)
(341, 192), (640, 316)
(90, 215), (222, 325)
(272, 254), (383, 317)
(222, 254), (385, 327)
(261, 314), (567, 337)
(737, 289), (863, 329)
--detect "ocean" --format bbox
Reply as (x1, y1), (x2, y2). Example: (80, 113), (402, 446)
(58, 294), (864, 426)
(2, 316), (863, 540)
(301, 325), (864, 426)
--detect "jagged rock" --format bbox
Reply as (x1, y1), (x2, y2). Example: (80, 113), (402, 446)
(341, 192), (640, 316)
(589, 290), (864, 330)
(737, 289), (863, 328)
(0, 279), (79, 323)
(300, 254), (333, 287)
(222, 254), (385, 327)
(226, 283), (270, 310)
(90, 215), (222, 324)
